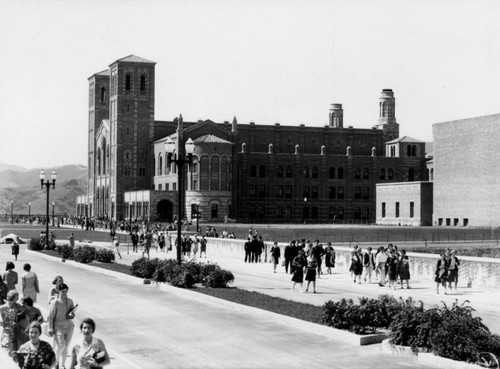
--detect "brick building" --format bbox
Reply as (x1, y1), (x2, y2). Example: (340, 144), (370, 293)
(77, 55), (428, 224)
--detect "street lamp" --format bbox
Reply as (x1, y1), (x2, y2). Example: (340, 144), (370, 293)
(28, 202), (31, 224)
(303, 197), (308, 224)
(10, 200), (13, 223)
(40, 170), (57, 249)
(164, 131), (195, 264)
(52, 201), (55, 226)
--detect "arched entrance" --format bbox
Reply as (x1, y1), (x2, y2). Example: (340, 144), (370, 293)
(157, 200), (173, 222)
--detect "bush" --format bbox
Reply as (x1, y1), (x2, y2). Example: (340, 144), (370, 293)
(95, 248), (115, 263)
(27, 237), (44, 251)
(130, 258), (161, 279)
(202, 267), (234, 288)
(56, 244), (74, 260)
(72, 245), (96, 264)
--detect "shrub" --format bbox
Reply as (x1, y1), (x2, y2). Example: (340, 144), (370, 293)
(72, 245), (96, 264)
(130, 257), (160, 279)
(170, 270), (196, 288)
(202, 267), (234, 288)
(28, 237), (44, 251)
(95, 248), (115, 263)
(56, 244), (74, 260)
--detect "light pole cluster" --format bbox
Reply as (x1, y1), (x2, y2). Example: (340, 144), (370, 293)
(10, 200), (13, 223)
(40, 170), (57, 249)
(164, 133), (195, 264)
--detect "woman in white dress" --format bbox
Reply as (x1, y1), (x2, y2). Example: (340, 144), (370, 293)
(22, 263), (40, 303)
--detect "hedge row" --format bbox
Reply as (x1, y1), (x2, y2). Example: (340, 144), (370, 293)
(28, 237), (115, 263)
(322, 295), (500, 365)
(130, 258), (234, 289)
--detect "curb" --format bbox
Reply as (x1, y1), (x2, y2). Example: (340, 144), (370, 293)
(26, 249), (385, 346)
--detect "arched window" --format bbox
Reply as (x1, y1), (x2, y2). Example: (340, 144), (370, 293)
(259, 165), (266, 178)
(380, 168), (386, 180)
(390, 146), (396, 157)
(312, 167), (318, 178)
(354, 167), (361, 179)
(363, 168), (369, 179)
(102, 143), (106, 174)
(329, 167), (335, 179)
(125, 74), (131, 91)
(285, 166), (292, 178)
(408, 168), (415, 181)
(250, 165), (257, 177)
(158, 154), (163, 176)
(140, 75), (146, 92)
(388, 168), (394, 179)
(407, 145), (412, 157)
(100, 87), (106, 103)
(277, 166), (283, 178)
(303, 166), (310, 178)
(97, 148), (101, 175)
(412, 145), (417, 157)
(337, 167), (344, 179)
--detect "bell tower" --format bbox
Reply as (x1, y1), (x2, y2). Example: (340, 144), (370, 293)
(376, 89), (399, 142)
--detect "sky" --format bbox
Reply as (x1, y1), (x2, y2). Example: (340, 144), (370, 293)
(1, 0), (499, 169)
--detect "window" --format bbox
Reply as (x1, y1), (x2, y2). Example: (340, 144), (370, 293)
(100, 87), (106, 103)
(328, 207), (335, 219)
(258, 185), (266, 198)
(328, 186), (335, 199)
(329, 167), (335, 179)
(311, 207), (318, 219)
(173, 183), (177, 191)
(410, 202), (414, 218)
(158, 154), (163, 176)
(362, 187), (369, 200)
(454, 218), (459, 226)
(250, 165), (257, 177)
(337, 186), (344, 199)
(140, 75), (146, 92)
(412, 145), (417, 156)
(249, 185), (256, 197)
(407, 145), (412, 157)
(362, 207), (369, 219)
(463, 218), (468, 226)
(312, 167), (319, 178)
(438, 218), (443, 226)
(303, 166), (310, 178)
(390, 146), (396, 157)
(285, 166), (292, 178)
(408, 168), (415, 181)
(363, 168), (369, 179)
(277, 186), (284, 198)
(382, 202), (386, 217)
(285, 207), (292, 219)
(259, 165), (266, 178)
(354, 167), (361, 179)
(211, 204), (218, 219)
(158, 184), (162, 191)
(336, 207), (344, 220)
(380, 168), (386, 180)
(337, 167), (344, 179)
(354, 187), (361, 199)
(303, 206), (309, 220)
(354, 207), (361, 219)
(277, 206), (284, 218)
(277, 166), (284, 178)
(311, 186), (318, 199)
(395, 202), (400, 218)
(388, 169), (394, 180)
(165, 183), (169, 191)
(303, 186), (310, 198)
(125, 74), (131, 91)
(284, 186), (292, 198)
(446, 218), (451, 226)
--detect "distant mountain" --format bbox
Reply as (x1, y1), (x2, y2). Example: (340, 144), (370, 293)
(0, 164), (87, 217)
(0, 163), (29, 173)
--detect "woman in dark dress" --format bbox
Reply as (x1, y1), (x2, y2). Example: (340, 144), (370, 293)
(16, 321), (55, 369)
(387, 251), (399, 289)
(435, 252), (449, 294)
(305, 256), (318, 293)
(270, 242), (281, 273)
(324, 243), (335, 274)
(398, 250), (411, 289)
(291, 250), (307, 293)
(349, 247), (363, 283)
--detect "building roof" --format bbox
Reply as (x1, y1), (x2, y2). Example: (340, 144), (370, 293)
(194, 134), (232, 144)
(96, 69), (110, 76)
(114, 55), (156, 64)
(386, 135), (426, 144)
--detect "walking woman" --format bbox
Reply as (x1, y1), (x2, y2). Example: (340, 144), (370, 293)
(398, 250), (411, 289)
(0, 290), (24, 357)
(324, 243), (335, 274)
(435, 252), (449, 294)
(68, 317), (110, 369)
(3, 261), (18, 291)
(270, 242), (281, 273)
(291, 250), (307, 293)
(305, 255), (318, 293)
(48, 276), (64, 304)
(16, 321), (56, 369)
(349, 247), (363, 284)
(22, 263), (40, 303)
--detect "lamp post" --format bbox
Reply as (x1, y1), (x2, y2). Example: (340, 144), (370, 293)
(195, 203), (201, 233)
(303, 197), (307, 224)
(164, 123), (195, 264)
(28, 202), (31, 224)
(52, 201), (55, 226)
(40, 170), (57, 249)
(10, 200), (13, 223)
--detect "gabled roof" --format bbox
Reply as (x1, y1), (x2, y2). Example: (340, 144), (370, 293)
(386, 135), (425, 144)
(96, 69), (110, 76)
(194, 134), (232, 144)
(113, 55), (156, 64)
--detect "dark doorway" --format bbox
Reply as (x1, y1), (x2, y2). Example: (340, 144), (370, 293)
(157, 200), (173, 222)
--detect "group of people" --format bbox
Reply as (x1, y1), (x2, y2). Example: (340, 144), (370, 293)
(0, 261), (111, 369)
(434, 248), (460, 294)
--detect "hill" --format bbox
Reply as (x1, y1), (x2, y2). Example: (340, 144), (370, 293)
(0, 164), (87, 217)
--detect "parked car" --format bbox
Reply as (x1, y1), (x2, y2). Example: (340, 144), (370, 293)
(0, 233), (27, 244)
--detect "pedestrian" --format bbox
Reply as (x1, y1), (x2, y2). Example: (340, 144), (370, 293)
(0, 290), (24, 357)
(192, 236), (199, 259)
(324, 243), (334, 274)
(21, 297), (44, 324)
(113, 236), (122, 260)
(398, 250), (411, 289)
(16, 321), (56, 369)
(386, 250), (399, 289)
(435, 252), (449, 294)
(68, 317), (110, 369)
(131, 231), (139, 253)
(142, 232), (151, 259)
(270, 242), (281, 273)
(3, 261), (18, 291)
(11, 240), (20, 261)
(291, 250), (307, 293)
(311, 240), (325, 277)
(48, 276), (64, 304)
(0, 275), (8, 305)
(446, 250), (460, 293)
(48, 283), (76, 369)
(200, 236), (207, 258)
(22, 263), (40, 303)
(375, 247), (388, 286)
(68, 232), (75, 247)
(363, 247), (375, 283)
(158, 233), (166, 253)
(283, 241), (293, 274)
(244, 237), (252, 263)
(305, 255), (318, 293)
(349, 246), (363, 284)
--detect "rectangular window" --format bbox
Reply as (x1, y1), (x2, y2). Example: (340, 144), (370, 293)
(395, 202), (400, 218)
(410, 202), (414, 218)
(362, 207), (369, 219)
(354, 206), (361, 219)
(285, 207), (291, 219)
(438, 218), (443, 226)
(165, 183), (169, 191)
(258, 185), (266, 198)
(158, 184), (162, 191)
(277, 185), (284, 198)
(382, 202), (386, 218)
(362, 187), (369, 200)
(328, 186), (336, 199)
(303, 186), (310, 199)
(173, 183), (177, 191)
(454, 218), (459, 226)
(337, 186), (344, 200)
(211, 204), (218, 219)
(311, 186), (318, 199)
(446, 218), (451, 226)
(249, 185), (256, 197)
(277, 206), (284, 218)
(354, 187), (361, 199)
(463, 218), (468, 226)
(336, 206), (344, 220)
(311, 207), (318, 219)
(284, 186), (292, 198)
(328, 206), (335, 219)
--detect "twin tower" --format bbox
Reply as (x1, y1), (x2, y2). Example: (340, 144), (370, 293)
(328, 89), (399, 142)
